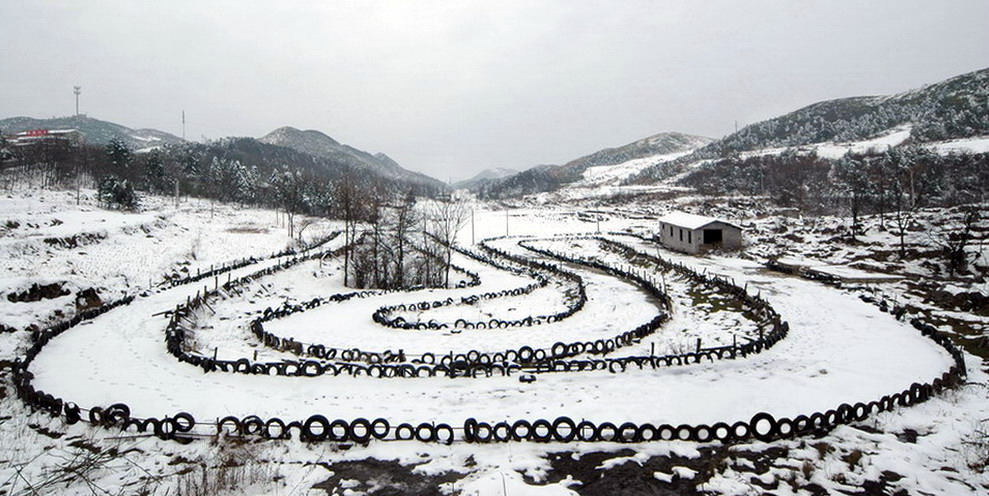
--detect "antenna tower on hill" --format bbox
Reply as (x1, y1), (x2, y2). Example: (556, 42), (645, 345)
(73, 86), (81, 116)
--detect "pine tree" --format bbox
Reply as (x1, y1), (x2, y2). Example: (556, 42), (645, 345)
(142, 149), (167, 193)
(106, 139), (132, 171)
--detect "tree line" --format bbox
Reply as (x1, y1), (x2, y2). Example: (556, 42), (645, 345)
(0, 135), (471, 290)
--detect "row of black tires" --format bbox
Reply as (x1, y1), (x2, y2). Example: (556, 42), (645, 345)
(170, 236), (674, 377)
(372, 240), (586, 331)
(12, 235), (969, 445)
(171, 234), (786, 379)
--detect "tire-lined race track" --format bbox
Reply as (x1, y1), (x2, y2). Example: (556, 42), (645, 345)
(17, 233), (963, 443)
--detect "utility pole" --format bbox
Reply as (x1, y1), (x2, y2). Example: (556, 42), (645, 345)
(505, 210), (509, 236)
(471, 209), (475, 245)
(734, 120), (738, 134)
(182, 111), (186, 140)
(73, 86), (81, 116)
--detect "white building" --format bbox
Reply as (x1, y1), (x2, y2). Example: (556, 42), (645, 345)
(7, 129), (83, 146)
(657, 212), (743, 254)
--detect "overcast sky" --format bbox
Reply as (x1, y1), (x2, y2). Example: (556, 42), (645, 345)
(2, 1), (987, 180)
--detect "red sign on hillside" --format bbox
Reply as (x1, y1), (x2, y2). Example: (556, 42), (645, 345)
(24, 129), (50, 136)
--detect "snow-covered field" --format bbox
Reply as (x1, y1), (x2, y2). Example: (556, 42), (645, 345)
(1, 190), (987, 495)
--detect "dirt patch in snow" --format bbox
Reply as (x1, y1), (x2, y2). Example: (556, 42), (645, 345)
(312, 458), (463, 495)
(6, 282), (70, 303)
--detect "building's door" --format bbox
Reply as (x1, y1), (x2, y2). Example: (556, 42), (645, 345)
(703, 229), (722, 245)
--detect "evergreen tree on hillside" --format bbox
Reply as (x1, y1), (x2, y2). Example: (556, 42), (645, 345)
(106, 138), (132, 171)
(142, 149), (168, 193)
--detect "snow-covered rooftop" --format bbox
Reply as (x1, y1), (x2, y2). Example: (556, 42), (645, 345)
(657, 211), (741, 230)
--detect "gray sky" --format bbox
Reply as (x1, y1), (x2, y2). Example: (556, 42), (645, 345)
(2, 1), (987, 180)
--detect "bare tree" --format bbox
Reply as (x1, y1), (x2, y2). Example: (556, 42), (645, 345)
(335, 166), (360, 286)
(270, 166), (308, 238)
(929, 206), (982, 277)
(428, 195), (470, 287)
(393, 188), (418, 288)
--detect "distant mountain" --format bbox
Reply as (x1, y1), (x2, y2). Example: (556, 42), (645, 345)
(0, 115), (184, 150)
(475, 132), (711, 199)
(170, 137), (447, 198)
(259, 126), (442, 189)
(713, 67), (988, 154)
(452, 167), (518, 190)
(558, 132), (713, 176)
(630, 66), (989, 183)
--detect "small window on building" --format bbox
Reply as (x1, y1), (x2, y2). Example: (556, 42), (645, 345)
(679, 229), (683, 242)
(688, 231), (692, 243)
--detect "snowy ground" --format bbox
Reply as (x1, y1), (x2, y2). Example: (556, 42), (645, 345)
(1, 190), (987, 495)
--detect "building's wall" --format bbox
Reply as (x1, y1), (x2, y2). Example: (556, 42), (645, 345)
(658, 222), (701, 254)
(716, 222), (743, 250)
(658, 221), (742, 254)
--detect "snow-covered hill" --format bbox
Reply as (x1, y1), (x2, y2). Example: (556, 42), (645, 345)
(453, 167), (519, 190)
(259, 126), (443, 188)
(0, 115), (184, 150)
(475, 132), (711, 199)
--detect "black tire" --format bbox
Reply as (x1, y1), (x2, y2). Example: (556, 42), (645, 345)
(435, 423), (455, 445)
(350, 418), (372, 443)
(64, 402), (82, 425)
(792, 415), (812, 436)
(551, 342), (567, 358)
(264, 418), (287, 439)
(750, 412), (777, 441)
(656, 424), (676, 441)
(303, 415), (330, 441)
(529, 419), (553, 442)
(105, 403), (131, 425)
(173, 412), (195, 433)
(329, 419), (351, 441)
(636, 423), (659, 442)
(218, 416), (242, 436)
(776, 417), (795, 439)
(475, 422), (494, 443)
(692, 424), (713, 443)
(242, 416), (265, 436)
(371, 418), (390, 440)
(88, 406), (105, 425)
(596, 422), (619, 442)
(493, 422), (512, 443)
(551, 417), (577, 443)
(576, 420), (598, 441)
(837, 403), (854, 424)
(518, 346), (535, 362)
(711, 422), (732, 442)
(853, 402), (869, 421)
(155, 418), (177, 439)
(617, 422), (640, 442)
(675, 424), (693, 442)
(122, 417), (145, 433)
(511, 420), (533, 441)
(463, 418), (479, 442)
(395, 423), (415, 441)
(415, 423), (436, 443)
(286, 421), (305, 441)
(730, 421), (750, 440)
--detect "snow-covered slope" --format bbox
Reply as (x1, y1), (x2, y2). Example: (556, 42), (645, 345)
(259, 126), (443, 188)
(476, 132), (712, 199)
(630, 66), (989, 185)
(0, 115), (184, 150)
(453, 167), (519, 190)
